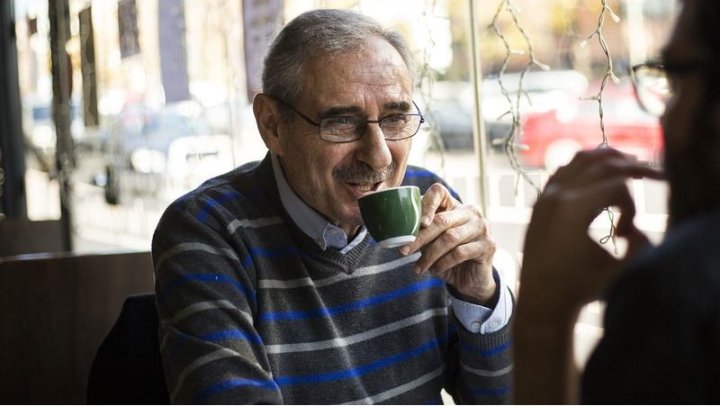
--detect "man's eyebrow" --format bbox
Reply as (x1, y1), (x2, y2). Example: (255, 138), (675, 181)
(320, 106), (363, 117)
(319, 101), (412, 117)
(384, 101), (412, 112)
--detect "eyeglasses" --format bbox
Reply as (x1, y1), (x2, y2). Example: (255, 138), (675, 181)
(630, 60), (707, 117)
(630, 62), (672, 117)
(280, 100), (425, 143)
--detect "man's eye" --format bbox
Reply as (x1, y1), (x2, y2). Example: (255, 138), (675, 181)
(324, 116), (358, 128)
(382, 115), (408, 128)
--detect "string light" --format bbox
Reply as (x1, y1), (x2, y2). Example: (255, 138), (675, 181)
(489, 0), (549, 194)
(415, 0), (448, 172)
(489, 0), (623, 251)
(581, 0), (621, 252)
(579, 0), (621, 146)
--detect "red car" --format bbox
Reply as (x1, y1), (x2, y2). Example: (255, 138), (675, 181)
(519, 79), (663, 170)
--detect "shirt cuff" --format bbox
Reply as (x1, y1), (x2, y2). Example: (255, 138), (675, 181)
(450, 269), (514, 334)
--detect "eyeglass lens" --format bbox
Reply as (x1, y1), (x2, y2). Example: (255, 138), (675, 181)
(320, 114), (422, 142)
(633, 65), (671, 117)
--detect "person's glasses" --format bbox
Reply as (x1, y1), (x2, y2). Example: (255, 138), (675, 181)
(630, 60), (707, 117)
(280, 100), (425, 143)
(630, 62), (672, 117)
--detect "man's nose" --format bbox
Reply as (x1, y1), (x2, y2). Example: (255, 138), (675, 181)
(355, 123), (393, 169)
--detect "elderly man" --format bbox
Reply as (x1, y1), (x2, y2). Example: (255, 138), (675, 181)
(153, 8), (513, 404)
(514, 0), (720, 403)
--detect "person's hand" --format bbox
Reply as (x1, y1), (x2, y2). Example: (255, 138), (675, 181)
(513, 148), (664, 404)
(399, 183), (497, 306)
(519, 148), (665, 316)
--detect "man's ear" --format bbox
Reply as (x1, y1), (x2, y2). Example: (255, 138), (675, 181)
(253, 93), (284, 155)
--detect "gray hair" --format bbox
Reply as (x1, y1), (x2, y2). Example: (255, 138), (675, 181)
(261, 9), (415, 104)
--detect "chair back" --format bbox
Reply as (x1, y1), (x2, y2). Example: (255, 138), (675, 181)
(0, 251), (154, 404)
(87, 293), (169, 404)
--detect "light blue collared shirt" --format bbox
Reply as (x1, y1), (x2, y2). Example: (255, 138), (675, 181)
(270, 154), (512, 333)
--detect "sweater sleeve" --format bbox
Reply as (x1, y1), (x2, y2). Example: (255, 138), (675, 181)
(152, 202), (282, 404)
(445, 302), (514, 404)
(404, 165), (514, 403)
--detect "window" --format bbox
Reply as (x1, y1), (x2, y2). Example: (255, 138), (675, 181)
(14, 0), (677, 369)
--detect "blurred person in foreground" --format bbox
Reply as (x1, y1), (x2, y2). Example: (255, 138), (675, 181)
(152, 8), (513, 404)
(513, 0), (720, 403)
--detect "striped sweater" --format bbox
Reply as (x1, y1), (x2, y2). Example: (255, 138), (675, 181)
(152, 154), (512, 404)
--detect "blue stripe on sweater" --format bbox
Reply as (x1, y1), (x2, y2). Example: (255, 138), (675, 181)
(278, 338), (440, 385)
(163, 273), (257, 304)
(259, 278), (444, 322)
(201, 329), (264, 345)
(425, 394), (443, 404)
(404, 168), (435, 180)
(194, 338), (441, 401)
(193, 378), (280, 403)
(404, 169), (460, 200)
(460, 339), (512, 357)
(470, 385), (511, 397)
(196, 189), (243, 223)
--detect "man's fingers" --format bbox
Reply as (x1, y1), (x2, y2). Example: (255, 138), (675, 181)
(419, 183), (457, 226)
(421, 239), (495, 276)
(402, 211), (454, 255)
(412, 218), (490, 273)
(401, 201), (475, 256)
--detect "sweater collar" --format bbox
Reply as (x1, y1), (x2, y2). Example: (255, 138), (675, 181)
(270, 153), (367, 252)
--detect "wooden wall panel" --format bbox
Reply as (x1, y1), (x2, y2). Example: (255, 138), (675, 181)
(0, 219), (64, 257)
(0, 251), (155, 404)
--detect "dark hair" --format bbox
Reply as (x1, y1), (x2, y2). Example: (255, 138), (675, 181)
(260, 9), (415, 105)
(696, 0), (720, 60)
(667, 0), (720, 224)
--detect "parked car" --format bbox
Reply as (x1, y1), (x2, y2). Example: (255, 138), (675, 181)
(23, 101), (85, 170)
(482, 69), (589, 149)
(424, 85), (474, 151)
(427, 70), (589, 151)
(96, 101), (235, 204)
(519, 79), (663, 171)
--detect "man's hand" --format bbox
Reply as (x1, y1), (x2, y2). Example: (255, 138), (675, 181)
(399, 183), (497, 306)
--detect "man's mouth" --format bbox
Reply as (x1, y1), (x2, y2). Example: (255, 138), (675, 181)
(335, 162), (396, 196)
(350, 181), (382, 193)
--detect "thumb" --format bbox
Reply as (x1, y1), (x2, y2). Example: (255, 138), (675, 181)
(623, 224), (652, 262)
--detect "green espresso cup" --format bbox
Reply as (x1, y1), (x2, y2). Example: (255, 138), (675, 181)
(358, 185), (422, 248)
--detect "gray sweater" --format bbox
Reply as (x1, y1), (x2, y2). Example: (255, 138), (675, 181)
(152, 155), (512, 404)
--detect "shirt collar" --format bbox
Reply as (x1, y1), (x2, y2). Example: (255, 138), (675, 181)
(270, 153), (366, 252)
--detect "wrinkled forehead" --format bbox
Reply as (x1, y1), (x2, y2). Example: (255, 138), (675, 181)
(301, 38), (413, 100)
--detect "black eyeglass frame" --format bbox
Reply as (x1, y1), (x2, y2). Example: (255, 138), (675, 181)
(630, 59), (711, 116)
(631, 59), (712, 78)
(278, 99), (425, 143)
